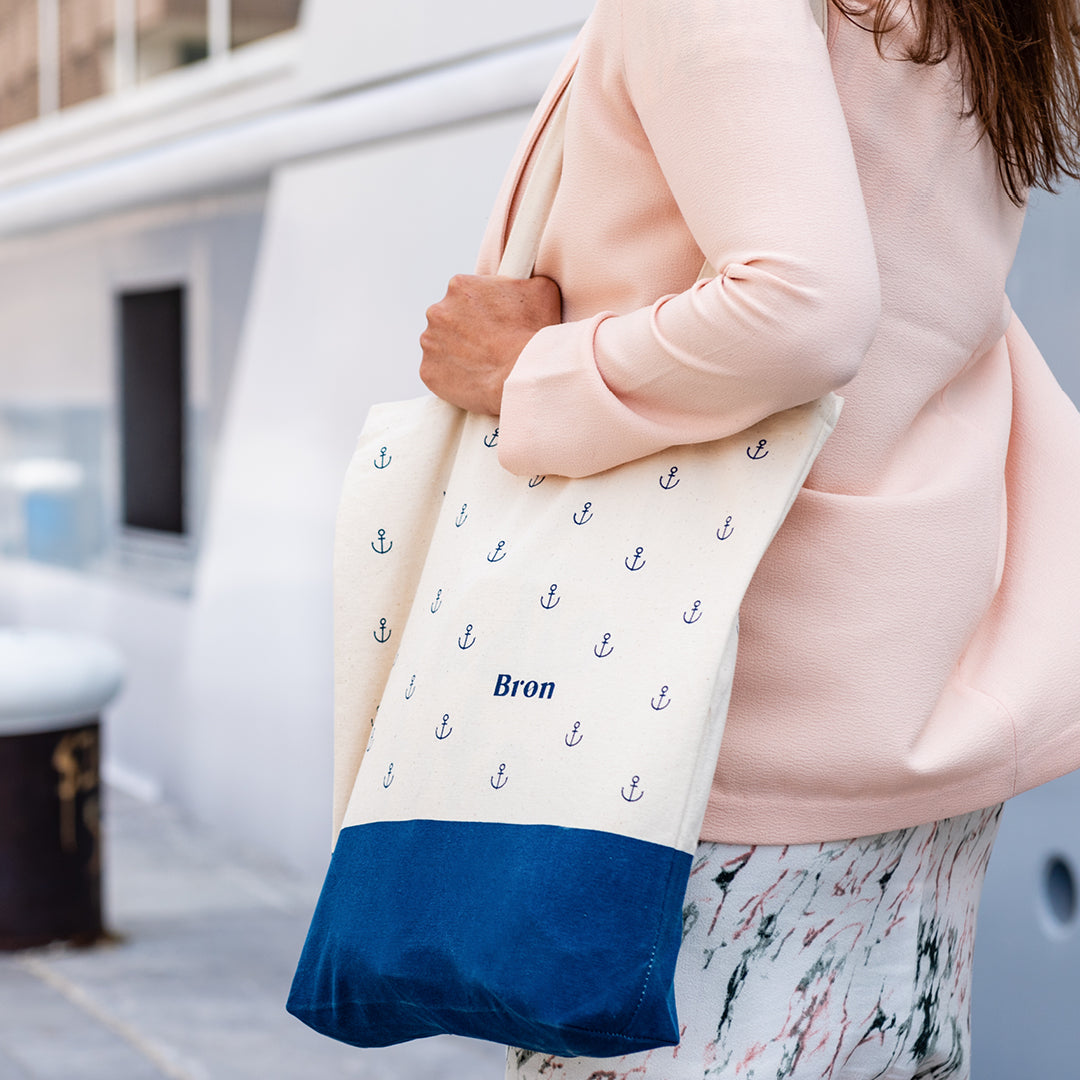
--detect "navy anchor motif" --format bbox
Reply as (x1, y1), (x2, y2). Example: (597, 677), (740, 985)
(651, 685), (672, 711)
(540, 584), (561, 610)
(383, 763), (394, 789)
(483, 427), (499, 448)
(747, 438), (769, 460)
(435, 714), (453, 740)
(684, 600), (703, 624)
(573, 501), (593, 525)
(371, 528), (393, 554)
(594, 633), (614, 658)
(717, 516), (735, 541)
(528, 475), (546, 488)
(491, 764), (508, 790)
(458, 624), (477, 650)
(430, 588), (443, 614)
(455, 504), (468, 527)
(373, 618), (391, 644)
(487, 540), (507, 563)
(659, 466), (680, 490)
(404, 674), (416, 700)
(621, 776), (644, 803)
(373, 446), (392, 469)
(625, 546), (646, 571)
(565, 722), (583, 747)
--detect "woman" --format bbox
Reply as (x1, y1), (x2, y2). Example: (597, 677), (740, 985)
(421, 0), (1080, 1076)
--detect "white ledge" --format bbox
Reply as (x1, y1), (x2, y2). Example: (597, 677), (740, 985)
(0, 32), (300, 186)
(0, 32), (575, 241)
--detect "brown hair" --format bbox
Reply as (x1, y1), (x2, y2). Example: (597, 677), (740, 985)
(832, 0), (1080, 205)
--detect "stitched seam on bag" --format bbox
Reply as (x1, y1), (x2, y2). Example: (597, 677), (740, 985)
(291, 1002), (675, 1048)
(617, 848), (681, 1038)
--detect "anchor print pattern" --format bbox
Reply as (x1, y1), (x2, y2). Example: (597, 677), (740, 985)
(659, 466), (680, 490)
(573, 502), (593, 525)
(350, 401), (835, 832)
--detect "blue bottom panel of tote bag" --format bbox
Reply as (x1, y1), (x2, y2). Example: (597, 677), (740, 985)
(287, 819), (690, 1057)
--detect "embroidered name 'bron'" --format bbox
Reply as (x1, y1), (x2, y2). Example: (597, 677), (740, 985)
(493, 673), (555, 699)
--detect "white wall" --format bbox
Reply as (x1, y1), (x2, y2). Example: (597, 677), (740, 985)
(0, 192), (266, 801)
(299, 0), (590, 96)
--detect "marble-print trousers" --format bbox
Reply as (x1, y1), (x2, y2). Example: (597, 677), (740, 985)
(507, 804), (1003, 1080)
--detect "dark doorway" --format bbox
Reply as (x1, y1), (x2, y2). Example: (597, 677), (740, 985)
(119, 287), (186, 535)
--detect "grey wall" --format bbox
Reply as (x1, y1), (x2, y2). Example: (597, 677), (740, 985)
(971, 179), (1080, 1078)
(1007, 181), (1080, 402)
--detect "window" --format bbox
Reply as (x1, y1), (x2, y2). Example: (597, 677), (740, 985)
(59, 0), (116, 108)
(231, 0), (299, 49)
(136, 0), (208, 82)
(0, 0), (302, 128)
(0, 0), (39, 130)
(119, 287), (186, 536)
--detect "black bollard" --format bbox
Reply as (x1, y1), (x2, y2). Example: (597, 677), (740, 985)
(0, 629), (123, 952)
(0, 717), (104, 949)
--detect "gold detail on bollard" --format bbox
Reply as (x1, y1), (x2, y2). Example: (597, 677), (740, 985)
(52, 730), (99, 854)
(82, 793), (102, 877)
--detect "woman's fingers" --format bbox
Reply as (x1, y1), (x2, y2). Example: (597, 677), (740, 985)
(420, 275), (562, 415)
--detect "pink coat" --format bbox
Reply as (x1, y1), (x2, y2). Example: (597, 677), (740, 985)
(477, 0), (1080, 842)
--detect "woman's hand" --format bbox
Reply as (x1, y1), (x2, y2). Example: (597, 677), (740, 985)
(420, 274), (562, 416)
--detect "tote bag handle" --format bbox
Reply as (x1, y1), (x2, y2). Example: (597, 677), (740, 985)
(498, 0), (829, 282)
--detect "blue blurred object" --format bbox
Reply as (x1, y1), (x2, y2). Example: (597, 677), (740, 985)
(9, 458), (85, 568)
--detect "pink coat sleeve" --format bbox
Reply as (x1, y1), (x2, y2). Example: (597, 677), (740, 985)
(497, 0), (882, 478)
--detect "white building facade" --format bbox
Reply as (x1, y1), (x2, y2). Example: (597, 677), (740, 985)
(0, 0), (591, 874)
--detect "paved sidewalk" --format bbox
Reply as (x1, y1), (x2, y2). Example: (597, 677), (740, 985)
(0, 789), (506, 1080)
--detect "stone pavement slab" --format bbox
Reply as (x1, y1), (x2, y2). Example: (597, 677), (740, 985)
(0, 788), (507, 1080)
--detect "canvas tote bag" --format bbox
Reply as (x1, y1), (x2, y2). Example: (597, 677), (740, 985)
(289, 0), (837, 1058)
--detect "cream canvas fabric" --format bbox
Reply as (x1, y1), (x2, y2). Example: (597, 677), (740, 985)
(338, 394), (840, 855)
